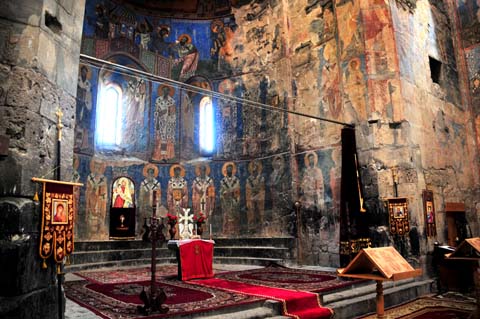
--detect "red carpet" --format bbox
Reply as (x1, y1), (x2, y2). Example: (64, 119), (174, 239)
(193, 277), (334, 319)
(216, 266), (364, 293)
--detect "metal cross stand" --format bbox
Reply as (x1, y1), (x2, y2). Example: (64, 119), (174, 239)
(138, 192), (168, 315)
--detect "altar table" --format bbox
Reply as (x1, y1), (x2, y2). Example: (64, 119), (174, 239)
(167, 239), (215, 281)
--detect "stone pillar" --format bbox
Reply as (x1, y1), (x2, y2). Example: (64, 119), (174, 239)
(0, 0), (85, 318)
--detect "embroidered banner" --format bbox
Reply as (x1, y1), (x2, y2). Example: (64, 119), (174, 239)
(423, 190), (436, 237)
(388, 197), (410, 235)
(33, 178), (83, 270)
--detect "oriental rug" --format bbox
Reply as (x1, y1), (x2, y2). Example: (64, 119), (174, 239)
(65, 278), (263, 319)
(74, 265), (180, 284)
(360, 294), (477, 319)
(192, 277), (334, 319)
(215, 266), (364, 293)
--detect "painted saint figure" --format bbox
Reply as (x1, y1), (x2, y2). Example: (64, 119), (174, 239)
(192, 164), (215, 223)
(123, 77), (147, 147)
(300, 152), (325, 211)
(153, 85), (176, 160)
(138, 164), (161, 237)
(112, 177), (134, 208)
(220, 162), (240, 236)
(75, 65), (93, 151)
(167, 164), (188, 215)
(217, 79), (237, 157)
(246, 160), (265, 233)
(173, 34), (199, 81)
(269, 155), (289, 213)
(54, 203), (67, 223)
(85, 160), (108, 239)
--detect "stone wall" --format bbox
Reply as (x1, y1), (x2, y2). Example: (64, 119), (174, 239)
(0, 0), (85, 318)
(390, 0), (480, 258)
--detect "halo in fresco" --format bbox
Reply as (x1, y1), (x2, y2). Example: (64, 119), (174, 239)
(90, 159), (106, 174)
(221, 161), (237, 176)
(157, 83), (175, 97)
(248, 160), (262, 174)
(177, 33), (192, 43)
(142, 163), (159, 178)
(169, 164), (186, 177)
(304, 151), (318, 166)
(194, 163), (211, 176)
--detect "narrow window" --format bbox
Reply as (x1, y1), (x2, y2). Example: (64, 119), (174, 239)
(199, 96), (214, 154)
(96, 84), (122, 147)
(429, 56), (442, 84)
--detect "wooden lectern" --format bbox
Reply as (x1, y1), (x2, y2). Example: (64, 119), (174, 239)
(337, 246), (422, 319)
(445, 237), (480, 319)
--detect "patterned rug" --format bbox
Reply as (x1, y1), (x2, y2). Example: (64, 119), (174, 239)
(65, 278), (263, 319)
(360, 294), (477, 319)
(215, 266), (364, 293)
(74, 265), (180, 284)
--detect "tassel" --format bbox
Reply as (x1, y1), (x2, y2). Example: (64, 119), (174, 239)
(66, 255), (71, 265)
(42, 259), (47, 269)
(33, 191), (39, 202)
(57, 264), (61, 274)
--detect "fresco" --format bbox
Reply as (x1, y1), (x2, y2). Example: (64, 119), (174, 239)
(85, 160), (108, 240)
(81, 0), (237, 80)
(75, 65), (97, 154)
(73, 0), (339, 244)
(152, 84), (177, 161)
(245, 160), (266, 234)
(192, 163), (215, 224)
(457, 0), (480, 48)
(138, 164), (161, 237)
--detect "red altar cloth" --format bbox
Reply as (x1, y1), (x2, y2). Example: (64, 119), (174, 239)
(177, 239), (214, 281)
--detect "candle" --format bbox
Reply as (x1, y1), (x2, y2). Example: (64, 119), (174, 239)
(209, 224), (212, 236)
(195, 223), (197, 235)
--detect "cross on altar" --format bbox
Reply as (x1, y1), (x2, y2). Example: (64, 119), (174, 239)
(178, 208), (193, 239)
(200, 197), (206, 213)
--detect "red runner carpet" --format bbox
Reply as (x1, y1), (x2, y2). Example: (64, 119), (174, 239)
(193, 278), (334, 319)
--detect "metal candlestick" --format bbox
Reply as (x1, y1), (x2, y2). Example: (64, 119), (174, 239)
(138, 192), (168, 315)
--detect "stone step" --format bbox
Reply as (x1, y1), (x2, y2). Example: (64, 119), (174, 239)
(213, 256), (285, 266)
(324, 279), (434, 318)
(70, 238), (294, 270)
(73, 237), (295, 251)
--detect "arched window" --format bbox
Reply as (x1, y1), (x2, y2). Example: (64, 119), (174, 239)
(96, 84), (122, 147)
(199, 96), (215, 154)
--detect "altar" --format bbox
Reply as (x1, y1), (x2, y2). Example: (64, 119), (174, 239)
(167, 239), (215, 281)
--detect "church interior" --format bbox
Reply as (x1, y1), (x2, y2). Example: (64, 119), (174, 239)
(1, 0), (480, 318)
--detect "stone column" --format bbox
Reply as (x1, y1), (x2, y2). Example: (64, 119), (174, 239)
(0, 0), (85, 318)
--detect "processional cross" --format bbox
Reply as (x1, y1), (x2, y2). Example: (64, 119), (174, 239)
(178, 208), (193, 239)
